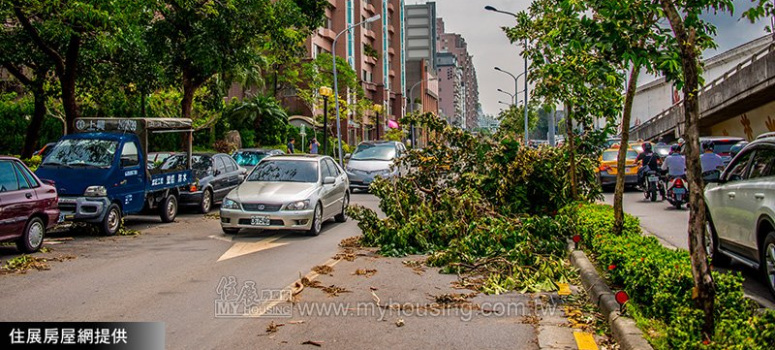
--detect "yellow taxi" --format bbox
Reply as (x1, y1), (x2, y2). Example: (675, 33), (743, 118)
(598, 146), (639, 187)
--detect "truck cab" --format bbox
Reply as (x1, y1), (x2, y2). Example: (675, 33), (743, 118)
(36, 118), (193, 235)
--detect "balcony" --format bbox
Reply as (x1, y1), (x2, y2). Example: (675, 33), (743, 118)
(363, 29), (376, 40)
(363, 81), (378, 92)
(364, 56), (377, 65)
(388, 47), (395, 56)
(388, 24), (395, 34)
(364, 3), (376, 14)
(389, 69), (396, 77)
(388, 2), (394, 12)
(328, 0), (336, 8)
(318, 28), (336, 41)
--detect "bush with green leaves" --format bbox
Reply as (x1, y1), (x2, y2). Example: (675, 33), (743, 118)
(563, 203), (775, 349)
(348, 112), (600, 293)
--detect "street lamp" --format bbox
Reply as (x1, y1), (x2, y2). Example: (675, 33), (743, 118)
(498, 101), (511, 107)
(407, 77), (438, 147)
(494, 66), (529, 142)
(318, 86), (333, 155)
(333, 14), (381, 166)
(487, 5), (529, 144)
(497, 88), (515, 105)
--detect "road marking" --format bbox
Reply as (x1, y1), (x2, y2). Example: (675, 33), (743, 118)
(243, 258), (343, 318)
(573, 331), (598, 350)
(216, 234), (289, 262)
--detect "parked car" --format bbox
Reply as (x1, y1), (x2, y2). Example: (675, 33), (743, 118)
(0, 156), (60, 253)
(597, 147), (639, 188)
(220, 155), (349, 236)
(160, 153), (245, 213)
(344, 141), (407, 191)
(698, 136), (745, 165)
(232, 148), (284, 172)
(147, 152), (178, 170)
(704, 136), (775, 296)
(32, 142), (58, 160)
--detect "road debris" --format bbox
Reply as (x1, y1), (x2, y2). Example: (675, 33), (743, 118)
(353, 268), (377, 277)
(288, 320), (305, 325)
(301, 340), (324, 347)
(401, 260), (426, 275)
(312, 265), (333, 275)
(204, 213), (221, 220)
(332, 252), (357, 261)
(339, 236), (362, 248)
(395, 319), (405, 327)
(266, 321), (284, 333)
(321, 285), (350, 297)
(1, 255), (50, 274)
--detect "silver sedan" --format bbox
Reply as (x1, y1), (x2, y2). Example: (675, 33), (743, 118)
(219, 155), (349, 236)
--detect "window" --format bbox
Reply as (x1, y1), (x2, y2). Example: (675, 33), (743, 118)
(0, 161), (20, 192)
(322, 160), (335, 179)
(14, 161), (39, 188)
(13, 162), (32, 190)
(215, 157), (227, 175)
(325, 159), (340, 176)
(222, 157), (238, 172)
(120, 142), (140, 168)
(748, 149), (775, 179)
(726, 151), (753, 182)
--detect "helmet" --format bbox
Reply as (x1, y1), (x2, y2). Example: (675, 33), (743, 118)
(670, 144), (681, 153)
(702, 140), (715, 152)
(677, 138), (685, 145)
(642, 143), (652, 152)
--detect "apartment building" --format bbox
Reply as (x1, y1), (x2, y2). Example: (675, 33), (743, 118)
(435, 18), (479, 130)
(404, 2), (439, 146)
(301, 0), (406, 144)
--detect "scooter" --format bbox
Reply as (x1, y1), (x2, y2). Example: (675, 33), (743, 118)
(665, 176), (688, 209)
(642, 170), (663, 202)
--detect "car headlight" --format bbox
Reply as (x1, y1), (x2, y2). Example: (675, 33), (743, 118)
(84, 186), (107, 197)
(222, 198), (241, 210)
(284, 200), (310, 211)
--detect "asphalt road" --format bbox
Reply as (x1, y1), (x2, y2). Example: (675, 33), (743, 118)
(603, 190), (775, 307)
(0, 193), (385, 348)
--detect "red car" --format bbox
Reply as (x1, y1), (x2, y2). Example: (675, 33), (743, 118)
(0, 156), (60, 253)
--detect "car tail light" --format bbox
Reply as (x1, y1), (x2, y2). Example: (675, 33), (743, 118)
(674, 179), (684, 188)
(190, 184), (198, 192)
(599, 165), (611, 172)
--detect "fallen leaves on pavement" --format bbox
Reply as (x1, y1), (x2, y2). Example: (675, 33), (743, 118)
(204, 213), (221, 220)
(312, 265), (333, 275)
(353, 268), (377, 277)
(332, 252), (357, 262)
(564, 306), (595, 330)
(321, 285), (351, 297)
(0, 255), (50, 274)
(401, 260), (426, 275)
(339, 236), (362, 248)
(395, 319), (405, 327)
(266, 321), (284, 333)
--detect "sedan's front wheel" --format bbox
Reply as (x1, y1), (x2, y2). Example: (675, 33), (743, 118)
(17, 217), (45, 253)
(307, 204), (323, 236)
(335, 193), (349, 223)
(761, 230), (775, 297)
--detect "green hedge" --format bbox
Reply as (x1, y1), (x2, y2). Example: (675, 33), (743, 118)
(562, 203), (775, 349)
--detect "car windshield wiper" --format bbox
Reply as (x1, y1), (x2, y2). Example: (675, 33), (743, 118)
(41, 161), (71, 168)
(68, 163), (107, 168)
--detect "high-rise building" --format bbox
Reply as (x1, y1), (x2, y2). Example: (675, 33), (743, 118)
(435, 18), (479, 130)
(292, 0), (406, 144)
(404, 2), (439, 147)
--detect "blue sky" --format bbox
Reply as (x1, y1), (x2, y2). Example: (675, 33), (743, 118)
(422, 0), (770, 116)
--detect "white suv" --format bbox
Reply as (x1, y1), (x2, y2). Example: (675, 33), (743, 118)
(705, 136), (775, 297)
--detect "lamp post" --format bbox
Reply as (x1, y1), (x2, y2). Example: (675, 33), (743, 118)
(486, 5), (529, 144)
(495, 66), (529, 142)
(497, 88), (515, 106)
(408, 77), (437, 147)
(318, 86), (333, 155)
(333, 14), (381, 167)
(498, 101), (511, 107)
(373, 103), (383, 140)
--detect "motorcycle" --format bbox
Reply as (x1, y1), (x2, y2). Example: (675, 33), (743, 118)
(642, 170), (664, 202)
(665, 176), (688, 209)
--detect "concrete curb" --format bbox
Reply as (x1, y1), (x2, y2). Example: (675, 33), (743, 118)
(569, 249), (654, 350)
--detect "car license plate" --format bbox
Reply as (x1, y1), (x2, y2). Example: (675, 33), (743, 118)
(648, 176), (659, 182)
(673, 188), (686, 194)
(251, 216), (270, 226)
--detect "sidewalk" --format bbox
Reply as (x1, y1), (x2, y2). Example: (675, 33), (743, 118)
(244, 241), (618, 350)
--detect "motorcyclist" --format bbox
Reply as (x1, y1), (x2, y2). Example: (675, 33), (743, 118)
(635, 143), (660, 188)
(700, 141), (724, 172)
(661, 144), (686, 181)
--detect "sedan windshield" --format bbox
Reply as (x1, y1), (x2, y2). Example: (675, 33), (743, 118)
(43, 139), (117, 168)
(247, 160), (318, 183)
(351, 144), (396, 161)
(602, 150), (637, 161)
(233, 151), (269, 167)
(161, 155), (210, 178)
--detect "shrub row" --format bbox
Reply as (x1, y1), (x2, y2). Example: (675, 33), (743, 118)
(562, 203), (775, 350)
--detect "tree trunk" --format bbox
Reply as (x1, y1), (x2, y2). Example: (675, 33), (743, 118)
(61, 35), (81, 134)
(613, 65), (641, 235)
(566, 102), (578, 200)
(21, 84), (47, 159)
(181, 72), (198, 120)
(660, 0), (716, 337)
